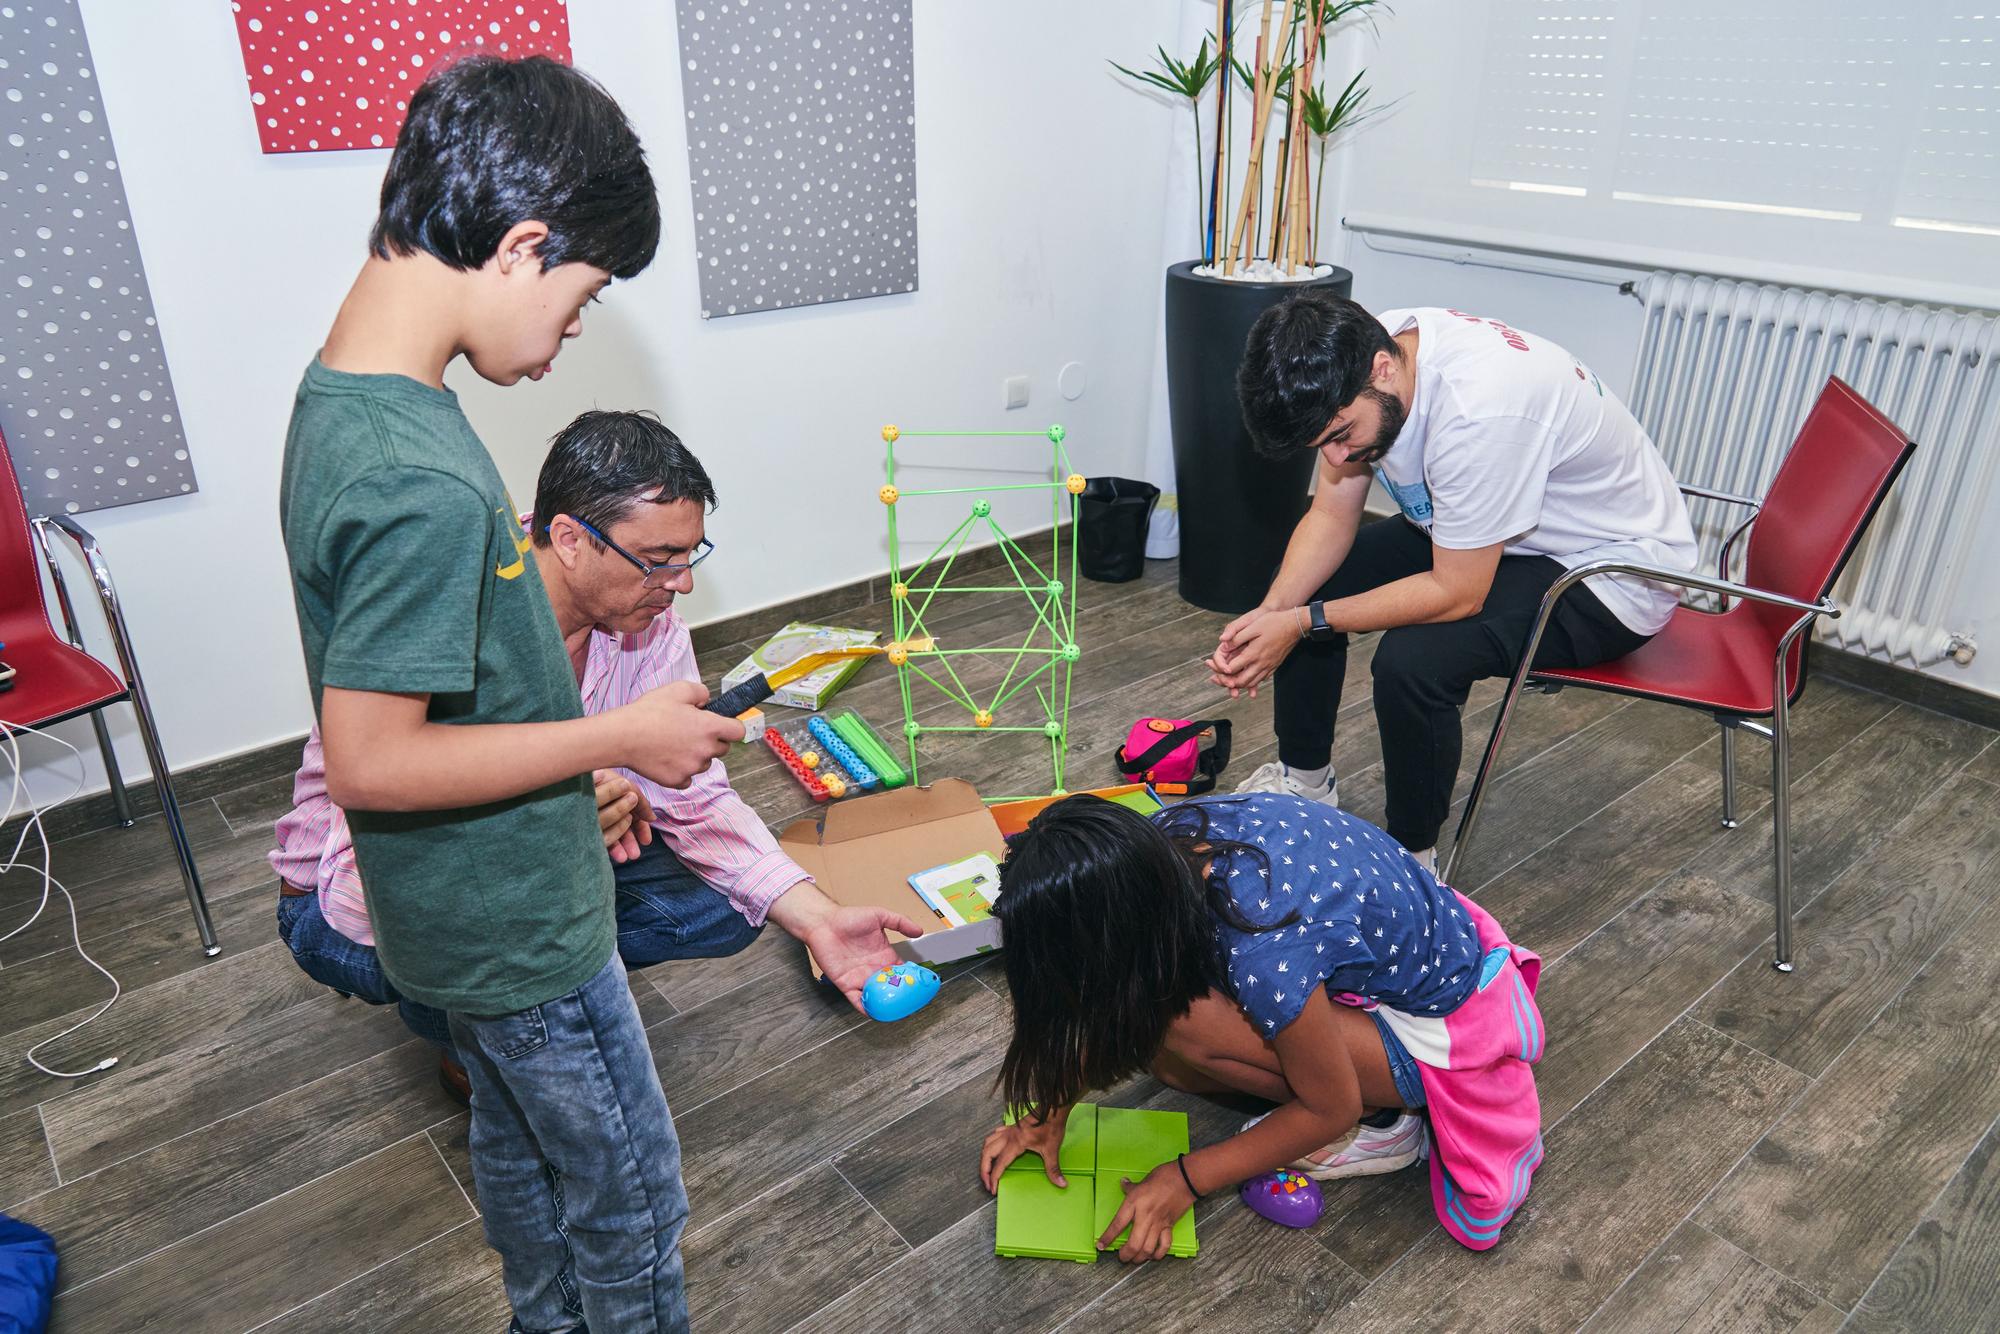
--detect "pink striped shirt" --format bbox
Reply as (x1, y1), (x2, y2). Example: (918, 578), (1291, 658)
(270, 605), (811, 946)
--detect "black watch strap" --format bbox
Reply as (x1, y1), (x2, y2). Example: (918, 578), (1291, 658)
(1307, 601), (1334, 640)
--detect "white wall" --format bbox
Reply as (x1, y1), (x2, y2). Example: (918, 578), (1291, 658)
(17, 0), (1179, 804)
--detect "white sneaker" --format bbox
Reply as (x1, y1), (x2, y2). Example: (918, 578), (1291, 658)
(1242, 1111), (1428, 1180)
(1234, 760), (1338, 808)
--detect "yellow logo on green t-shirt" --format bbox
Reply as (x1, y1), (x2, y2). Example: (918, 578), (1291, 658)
(494, 498), (532, 579)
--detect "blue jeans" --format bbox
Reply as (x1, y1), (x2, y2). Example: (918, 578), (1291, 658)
(275, 839), (764, 1054)
(452, 953), (689, 1333)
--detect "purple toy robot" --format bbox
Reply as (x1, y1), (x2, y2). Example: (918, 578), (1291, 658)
(1240, 1169), (1325, 1228)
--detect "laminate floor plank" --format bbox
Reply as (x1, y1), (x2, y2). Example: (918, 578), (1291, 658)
(41, 991), (412, 1179)
(673, 971), (1009, 1222)
(47, 1132), (471, 1334)
(251, 1218), (510, 1334)
(0, 942), (330, 1123)
(1580, 1220), (1839, 1334)
(1845, 1120), (2000, 1334)
(1694, 777), (2000, 1078)
(16, 1040), (447, 1292)
(0, 1107), (55, 1211)
(648, 950), (869, 1112)
(1314, 1020), (1807, 1334)
(1696, 885), (2000, 1309)
(683, 1163), (908, 1333)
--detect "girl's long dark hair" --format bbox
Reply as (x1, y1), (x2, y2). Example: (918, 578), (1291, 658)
(994, 795), (1289, 1117)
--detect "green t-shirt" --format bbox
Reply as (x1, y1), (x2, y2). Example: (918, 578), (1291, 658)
(279, 359), (614, 1014)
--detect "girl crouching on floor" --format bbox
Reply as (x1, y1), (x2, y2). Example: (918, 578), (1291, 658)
(978, 791), (1544, 1261)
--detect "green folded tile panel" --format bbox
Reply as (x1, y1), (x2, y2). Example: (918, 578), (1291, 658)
(995, 1102), (1198, 1262)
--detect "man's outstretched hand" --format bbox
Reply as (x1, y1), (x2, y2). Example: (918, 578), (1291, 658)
(803, 905), (929, 1010)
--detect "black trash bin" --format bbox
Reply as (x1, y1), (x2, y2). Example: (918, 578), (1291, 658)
(1165, 260), (1353, 612)
(1076, 477), (1159, 583)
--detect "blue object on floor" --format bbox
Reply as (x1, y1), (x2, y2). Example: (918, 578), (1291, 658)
(0, 1213), (56, 1334)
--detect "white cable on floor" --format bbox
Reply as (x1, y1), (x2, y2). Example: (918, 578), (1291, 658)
(0, 719), (122, 1078)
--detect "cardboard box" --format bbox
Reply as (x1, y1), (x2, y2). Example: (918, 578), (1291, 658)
(779, 778), (1008, 974)
(721, 621), (879, 711)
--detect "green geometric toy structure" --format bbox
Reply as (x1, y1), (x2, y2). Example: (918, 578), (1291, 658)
(879, 422), (1081, 797)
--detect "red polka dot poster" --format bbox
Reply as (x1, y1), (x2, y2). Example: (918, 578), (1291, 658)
(230, 1), (572, 154)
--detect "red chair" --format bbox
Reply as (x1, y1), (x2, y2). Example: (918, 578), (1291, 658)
(1442, 377), (1914, 972)
(0, 430), (217, 955)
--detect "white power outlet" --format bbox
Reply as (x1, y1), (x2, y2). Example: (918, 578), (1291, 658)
(1003, 375), (1030, 410)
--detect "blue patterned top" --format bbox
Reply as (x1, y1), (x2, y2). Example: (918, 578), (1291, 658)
(1156, 793), (1482, 1037)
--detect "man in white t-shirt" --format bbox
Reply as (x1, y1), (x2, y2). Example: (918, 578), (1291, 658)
(1209, 295), (1697, 866)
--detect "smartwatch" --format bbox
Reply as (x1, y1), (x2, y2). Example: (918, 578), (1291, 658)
(1306, 601), (1337, 641)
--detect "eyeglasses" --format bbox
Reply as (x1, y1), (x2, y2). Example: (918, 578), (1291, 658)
(569, 516), (715, 586)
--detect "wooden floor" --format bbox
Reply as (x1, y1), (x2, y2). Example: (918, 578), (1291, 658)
(5, 551), (1998, 1332)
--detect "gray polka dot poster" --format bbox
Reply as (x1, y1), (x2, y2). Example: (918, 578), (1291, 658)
(675, 0), (918, 319)
(0, 0), (193, 515)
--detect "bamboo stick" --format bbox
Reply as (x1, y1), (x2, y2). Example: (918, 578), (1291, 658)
(1292, 3), (1326, 273)
(1268, 125), (1291, 261)
(1276, 7), (1315, 271)
(1208, 0), (1229, 267)
(1225, 0), (1282, 272)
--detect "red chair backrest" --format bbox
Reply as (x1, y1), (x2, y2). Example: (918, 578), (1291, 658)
(1743, 377), (1915, 648)
(0, 429), (50, 627)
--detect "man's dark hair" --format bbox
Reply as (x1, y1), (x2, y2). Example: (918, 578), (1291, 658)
(532, 411), (718, 546)
(370, 55), (660, 280)
(1236, 294), (1400, 458)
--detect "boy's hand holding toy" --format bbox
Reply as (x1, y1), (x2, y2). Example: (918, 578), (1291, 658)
(619, 679), (744, 789)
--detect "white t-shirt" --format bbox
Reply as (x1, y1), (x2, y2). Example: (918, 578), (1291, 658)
(1371, 307), (1697, 635)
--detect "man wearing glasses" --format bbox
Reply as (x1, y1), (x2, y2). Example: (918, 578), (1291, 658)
(1212, 296), (1697, 872)
(271, 410), (919, 1101)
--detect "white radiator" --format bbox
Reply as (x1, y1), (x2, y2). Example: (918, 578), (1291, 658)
(1628, 272), (1999, 667)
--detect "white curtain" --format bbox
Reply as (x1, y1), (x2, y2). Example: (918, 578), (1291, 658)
(1137, 0), (1221, 559)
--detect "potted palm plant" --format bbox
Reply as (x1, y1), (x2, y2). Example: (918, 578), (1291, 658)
(1114, 0), (1387, 612)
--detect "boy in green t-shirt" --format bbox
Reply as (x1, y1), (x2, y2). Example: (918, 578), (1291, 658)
(279, 57), (737, 1332)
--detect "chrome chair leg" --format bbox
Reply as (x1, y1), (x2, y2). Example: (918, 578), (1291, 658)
(1444, 671), (1532, 887)
(1769, 621), (1815, 974)
(1718, 722), (1741, 830)
(128, 693), (219, 956)
(89, 710), (136, 828)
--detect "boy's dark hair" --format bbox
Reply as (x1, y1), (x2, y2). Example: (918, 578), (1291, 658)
(993, 796), (1292, 1117)
(1237, 294), (1399, 458)
(532, 411), (717, 545)
(370, 55), (660, 280)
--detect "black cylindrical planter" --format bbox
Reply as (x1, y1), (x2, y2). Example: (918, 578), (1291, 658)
(1165, 260), (1353, 613)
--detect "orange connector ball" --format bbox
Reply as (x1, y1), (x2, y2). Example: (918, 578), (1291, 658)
(1065, 473), (1086, 495)
(822, 774), (848, 798)
(882, 424), (900, 443)
(889, 581), (909, 601)
(800, 751), (820, 769)
(973, 709), (994, 729)
(879, 485), (899, 505)
(887, 644), (909, 666)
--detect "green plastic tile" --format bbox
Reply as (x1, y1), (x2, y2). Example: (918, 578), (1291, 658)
(995, 1104), (1196, 1263)
(1090, 1175), (1198, 1258)
(994, 1171), (1096, 1263)
(1094, 1106), (1190, 1178)
(1003, 1101), (1097, 1176)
